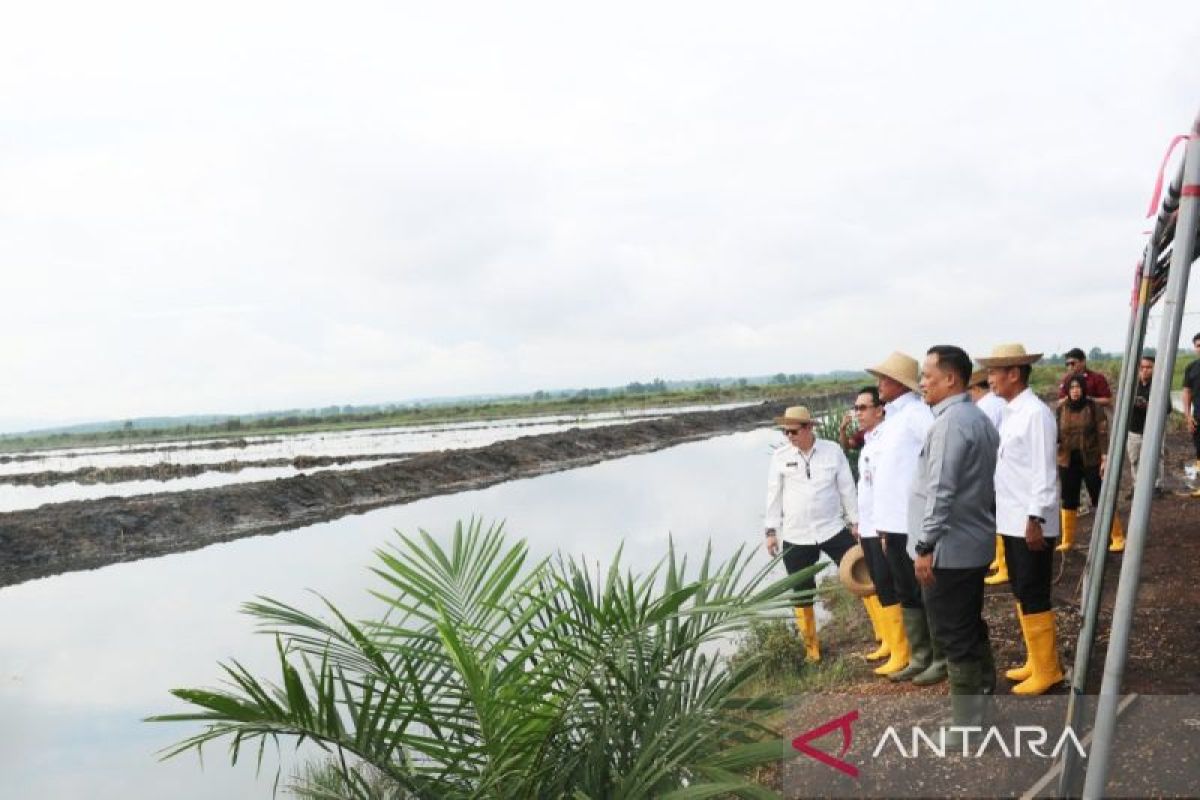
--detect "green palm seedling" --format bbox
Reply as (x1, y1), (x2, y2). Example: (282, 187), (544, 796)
(149, 518), (818, 799)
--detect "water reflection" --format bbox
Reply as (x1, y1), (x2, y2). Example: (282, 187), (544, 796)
(0, 426), (829, 799)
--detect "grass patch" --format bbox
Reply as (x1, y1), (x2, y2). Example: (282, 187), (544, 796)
(730, 575), (872, 702)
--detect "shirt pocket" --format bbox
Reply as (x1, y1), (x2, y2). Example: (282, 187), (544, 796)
(812, 463), (838, 483)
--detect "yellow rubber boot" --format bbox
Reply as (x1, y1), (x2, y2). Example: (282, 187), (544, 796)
(984, 536), (1009, 585)
(1004, 606), (1033, 682)
(1012, 611), (1065, 695)
(1108, 516), (1126, 553)
(863, 595), (890, 661)
(794, 606), (820, 663)
(1056, 509), (1077, 552)
(873, 603), (910, 676)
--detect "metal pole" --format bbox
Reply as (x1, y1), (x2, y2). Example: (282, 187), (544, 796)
(1056, 254), (1151, 796)
(1082, 135), (1200, 799)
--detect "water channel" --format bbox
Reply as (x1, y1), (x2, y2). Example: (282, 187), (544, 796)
(0, 425), (829, 798)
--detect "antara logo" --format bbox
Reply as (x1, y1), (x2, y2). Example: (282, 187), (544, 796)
(790, 711), (1088, 776)
(791, 710), (859, 778)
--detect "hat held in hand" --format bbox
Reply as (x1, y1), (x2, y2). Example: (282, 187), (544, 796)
(838, 544), (875, 598)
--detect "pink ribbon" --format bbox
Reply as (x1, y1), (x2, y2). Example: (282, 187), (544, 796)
(1145, 134), (1194, 217)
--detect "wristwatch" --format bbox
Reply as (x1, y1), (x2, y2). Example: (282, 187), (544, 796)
(914, 541), (935, 556)
(1028, 515), (1045, 525)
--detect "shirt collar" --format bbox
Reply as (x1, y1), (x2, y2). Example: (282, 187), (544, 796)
(1008, 386), (1036, 408)
(885, 391), (919, 415)
(931, 392), (969, 417)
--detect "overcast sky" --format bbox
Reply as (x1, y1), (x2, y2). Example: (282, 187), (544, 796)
(2, 1), (1198, 430)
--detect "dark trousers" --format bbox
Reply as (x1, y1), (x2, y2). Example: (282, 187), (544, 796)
(881, 531), (923, 609)
(781, 528), (857, 608)
(923, 565), (990, 664)
(1193, 424), (1200, 459)
(1003, 535), (1055, 615)
(1059, 451), (1102, 510)
(860, 536), (898, 606)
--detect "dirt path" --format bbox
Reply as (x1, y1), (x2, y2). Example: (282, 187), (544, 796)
(0, 399), (812, 589)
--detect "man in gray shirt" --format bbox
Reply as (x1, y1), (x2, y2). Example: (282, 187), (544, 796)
(910, 345), (1000, 747)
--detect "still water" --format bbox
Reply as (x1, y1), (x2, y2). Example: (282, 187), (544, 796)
(0, 426), (822, 799)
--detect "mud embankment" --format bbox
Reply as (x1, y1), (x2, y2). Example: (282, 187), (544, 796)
(0, 452), (413, 487)
(0, 400), (805, 589)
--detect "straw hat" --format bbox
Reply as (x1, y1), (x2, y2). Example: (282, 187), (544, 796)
(838, 544), (875, 597)
(774, 406), (815, 426)
(866, 351), (920, 393)
(969, 368), (989, 388)
(976, 343), (1043, 368)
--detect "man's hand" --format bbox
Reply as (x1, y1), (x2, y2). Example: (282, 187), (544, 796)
(915, 553), (935, 586)
(852, 523), (860, 541)
(765, 530), (780, 557)
(1025, 518), (1046, 552)
(1100, 455), (1108, 479)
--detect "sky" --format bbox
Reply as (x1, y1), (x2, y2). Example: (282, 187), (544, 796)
(2, 0), (1199, 431)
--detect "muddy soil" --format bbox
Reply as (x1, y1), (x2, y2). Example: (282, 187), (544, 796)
(0, 437), (264, 463)
(0, 399), (817, 589)
(0, 452), (413, 487)
(774, 429), (1200, 798)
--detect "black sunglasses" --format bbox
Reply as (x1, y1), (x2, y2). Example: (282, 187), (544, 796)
(782, 424), (812, 435)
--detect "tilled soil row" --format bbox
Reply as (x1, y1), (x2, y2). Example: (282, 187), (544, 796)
(0, 399), (814, 589)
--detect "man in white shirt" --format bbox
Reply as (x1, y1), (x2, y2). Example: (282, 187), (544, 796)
(765, 405), (858, 663)
(980, 343), (1064, 696)
(851, 386), (911, 675)
(865, 351), (942, 685)
(970, 368), (1009, 586)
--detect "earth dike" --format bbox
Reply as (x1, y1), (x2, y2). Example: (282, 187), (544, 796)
(0, 400), (818, 589)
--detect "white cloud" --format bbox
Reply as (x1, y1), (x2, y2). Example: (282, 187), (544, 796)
(2, 0), (1199, 426)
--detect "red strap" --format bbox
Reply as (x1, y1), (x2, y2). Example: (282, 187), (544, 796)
(1183, 185), (1200, 197)
(1146, 134), (1194, 217)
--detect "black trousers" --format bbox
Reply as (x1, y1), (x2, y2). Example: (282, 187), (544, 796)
(860, 536), (898, 606)
(881, 531), (923, 609)
(923, 565), (990, 664)
(1059, 451), (1102, 511)
(1002, 535), (1055, 615)
(781, 528), (856, 608)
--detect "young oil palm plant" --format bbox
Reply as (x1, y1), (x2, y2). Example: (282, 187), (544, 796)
(150, 519), (817, 799)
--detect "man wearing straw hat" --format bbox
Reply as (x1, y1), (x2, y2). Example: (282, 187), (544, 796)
(765, 405), (859, 663)
(910, 345), (999, 742)
(969, 367), (1009, 586)
(864, 351), (940, 684)
(980, 343), (1065, 695)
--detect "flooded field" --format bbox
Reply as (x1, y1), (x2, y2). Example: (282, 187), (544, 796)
(0, 427), (799, 799)
(0, 403), (756, 512)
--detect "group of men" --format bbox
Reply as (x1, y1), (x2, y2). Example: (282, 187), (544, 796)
(764, 343), (1075, 738)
